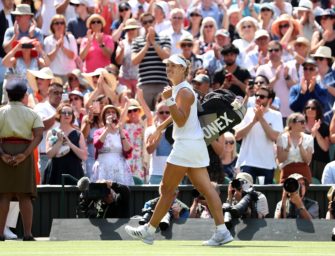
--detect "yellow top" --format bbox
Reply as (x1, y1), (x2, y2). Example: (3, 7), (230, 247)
(0, 102), (44, 140)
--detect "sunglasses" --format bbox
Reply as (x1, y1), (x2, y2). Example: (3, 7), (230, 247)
(225, 141), (234, 145)
(261, 8), (271, 12)
(279, 23), (290, 29)
(53, 21), (65, 26)
(255, 94), (268, 99)
(268, 48), (280, 53)
(92, 75), (100, 79)
(61, 110), (73, 116)
(190, 13), (201, 17)
(305, 106), (316, 110)
(303, 67), (315, 72)
(158, 111), (170, 115)
(119, 8), (130, 12)
(68, 76), (78, 82)
(142, 19), (154, 25)
(314, 57), (325, 61)
(91, 20), (102, 25)
(181, 43), (193, 48)
(172, 16), (183, 20)
(293, 118), (305, 124)
(204, 24), (214, 29)
(70, 97), (80, 101)
(128, 109), (139, 114)
(254, 81), (265, 85)
(242, 25), (253, 29)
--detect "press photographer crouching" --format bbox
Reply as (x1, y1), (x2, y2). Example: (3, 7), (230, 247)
(274, 173), (319, 220)
(326, 186), (335, 220)
(76, 177), (130, 218)
(222, 173), (269, 227)
(139, 189), (189, 231)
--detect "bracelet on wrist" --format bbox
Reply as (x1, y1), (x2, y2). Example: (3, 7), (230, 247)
(166, 97), (176, 107)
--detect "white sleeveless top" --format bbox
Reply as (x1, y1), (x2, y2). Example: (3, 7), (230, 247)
(172, 81), (204, 140)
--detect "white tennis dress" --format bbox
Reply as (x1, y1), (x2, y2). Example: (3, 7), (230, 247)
(166, 81), (209, 168)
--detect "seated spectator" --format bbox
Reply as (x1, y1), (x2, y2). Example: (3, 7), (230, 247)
(153, 1), (171, 34)
(190, 182), (221, 219)
(43, 103), (87, 185)
(185, 6), (203, 39)
(222, 173), (269, 226)
(289, 58), (328, 114)
(219, 132), (238, 181)
(65, 69), (90, 94)
(326, 186), (335, 219)
(44, 14), (78, 80)
(77, 179), (130, 218)
(79, 14), (114, 72)
(144, 101), (172, 184)
(303, 99), (330, 181)
(192, 74), (210, 100)
(92, 105), (134, 185)
(194, 17), (217, 55)
(321, 161), (335, 184)
(274, 173), (319, 220)
(67, 0), (89, 47)
(277, 112), (314, 184)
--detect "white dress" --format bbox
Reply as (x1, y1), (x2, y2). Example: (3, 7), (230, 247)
(92, 133), (134, 185)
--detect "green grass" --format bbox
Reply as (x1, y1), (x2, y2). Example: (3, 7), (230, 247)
(1, 241), (335, 256)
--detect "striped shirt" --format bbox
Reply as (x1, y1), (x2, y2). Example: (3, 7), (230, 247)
(132, 35), (171, 86)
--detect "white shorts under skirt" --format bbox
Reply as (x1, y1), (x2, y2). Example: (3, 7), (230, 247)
(167, 139), (209, 168)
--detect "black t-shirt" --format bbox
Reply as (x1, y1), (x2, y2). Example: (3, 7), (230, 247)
(306, 122), (330, 163)
(213, 66), (251, 97)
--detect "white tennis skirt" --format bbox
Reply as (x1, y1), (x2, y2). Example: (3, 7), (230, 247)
(167, 139), (209, 168)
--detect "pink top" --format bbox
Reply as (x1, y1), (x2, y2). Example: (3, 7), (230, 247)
(80, 34), (114, 72)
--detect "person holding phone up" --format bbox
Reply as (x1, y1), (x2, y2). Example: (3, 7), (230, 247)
(92, 105), (134, 185)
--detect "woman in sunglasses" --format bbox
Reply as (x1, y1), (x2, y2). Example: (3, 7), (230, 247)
(92, 105), (134, 185)
(111, 2), (132, 42)
(43, 103), (87, 185)
(44, 14), (77, 81)
(303, 99), (330, 182)
(194, 17), (217, 55)
(277, 112), (313, 184)
(80, 14), (114, 72)
(185, 7), (203, 39)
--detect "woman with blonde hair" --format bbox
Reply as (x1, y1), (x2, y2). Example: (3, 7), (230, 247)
(194, 17), (217, 55)
(277, 112), (313, 184)
(233, 16), (259, 53)
(44, 14), (77, 80)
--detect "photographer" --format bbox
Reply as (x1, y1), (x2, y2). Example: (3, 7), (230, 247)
(190, 182), (221, 219)
(326, 186), (335, 220)
(139, 189), (189, 230)
(223, 173), (269, 222)
(274, 173), (319, 220)
(77, 179), (130, 219)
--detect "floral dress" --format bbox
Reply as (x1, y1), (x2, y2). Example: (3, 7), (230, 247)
(124, 122), (147, 183)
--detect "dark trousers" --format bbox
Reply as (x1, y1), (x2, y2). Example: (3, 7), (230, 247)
(240, 165), (274, 184)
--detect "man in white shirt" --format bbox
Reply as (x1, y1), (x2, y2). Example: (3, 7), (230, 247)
(234, 86), (283, 184)
(160, 8), (191, 55)
(322, 161), (335, 184)
(34, 83), (62, 179)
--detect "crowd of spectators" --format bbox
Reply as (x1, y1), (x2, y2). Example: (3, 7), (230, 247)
(1, 0), (335, 239)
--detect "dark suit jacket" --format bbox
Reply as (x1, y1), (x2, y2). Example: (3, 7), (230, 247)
(0, 10), (15, 58)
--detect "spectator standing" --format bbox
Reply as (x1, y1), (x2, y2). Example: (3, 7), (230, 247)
(0, 79), (44, 241)
(111, 1), (132, 42)
(234, 86), (283, 184)
(153, 1), (171, 34)
(131, 12), (171, 110)
(186, 6), (203, 39)
(219, 132), (238, 181)
(80, 14), (114, 73)
(43, 103), (87, 185)
(321, 161), (335, 184)
(194, 17), (217, 55)
(277, 113), (314, 184)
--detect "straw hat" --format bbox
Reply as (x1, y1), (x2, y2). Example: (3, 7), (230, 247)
(27, 67), (54, 92)
(86, 14), (106, 28)
(123, 18), (141, 31)
(12, 37), (38, 58)
(311, 46), (333, 59)
(128, 98), (144, 116)
(67, 69), (90, 88)
(271, 14), (300, 37)
(293, 36), (310, 47)
(11, 4), (33, 16)
(176, 34), (194, 48)
(82, 68), (117, 91)
(101, 104), (121, 122)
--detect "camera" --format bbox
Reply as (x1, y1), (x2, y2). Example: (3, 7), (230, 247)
(192, 189), (204, 199)
(21, 43), (34, 49)
(283, 178), (300, 193)
(139, 208), (153, 225)
(159, 211), (172, 231)
(84, 183), (111, 200)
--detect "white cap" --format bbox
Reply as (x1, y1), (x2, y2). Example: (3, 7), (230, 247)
(295, 0), (312, 11)
(163, 54), (187, 67)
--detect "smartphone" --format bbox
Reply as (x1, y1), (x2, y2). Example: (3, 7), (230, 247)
(21, 43), (34, 49)
(92, 101), (100, 114)
(225, 73), (232, 82)
(248, 79), (254, 89)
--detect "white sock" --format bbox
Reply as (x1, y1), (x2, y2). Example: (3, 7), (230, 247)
(217, 224), (228, 232)
(147, 224), (156, 234)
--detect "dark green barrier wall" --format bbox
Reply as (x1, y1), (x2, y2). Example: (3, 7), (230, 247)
(16, 185), (331, 237)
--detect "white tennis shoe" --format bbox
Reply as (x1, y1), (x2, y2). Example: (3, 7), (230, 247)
(125, 224), (155, 245)
(202, 229), (233, 246)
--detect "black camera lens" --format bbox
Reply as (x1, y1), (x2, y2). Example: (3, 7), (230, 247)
(283, 178), (300, 193)
(231, 179), (242, 190)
